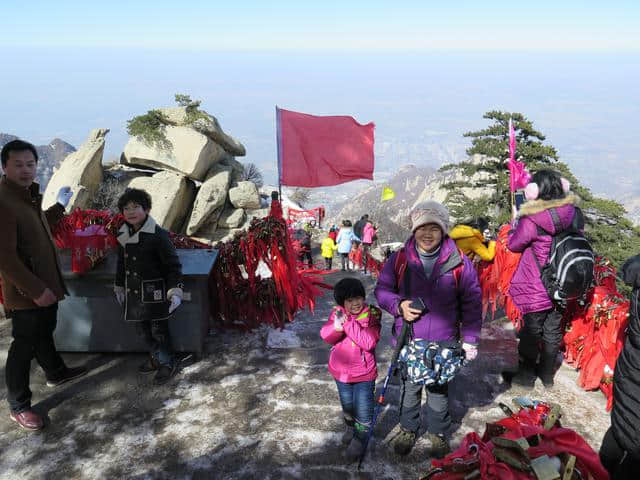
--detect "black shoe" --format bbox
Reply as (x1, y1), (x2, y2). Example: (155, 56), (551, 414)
(428, 433), (451, 459)
(154, 364), (178, 385)
(502, 360), (536, 389)
(392, 428), (417, 456)
(46, 366), (88, 387)
(138, 357), (159, 375)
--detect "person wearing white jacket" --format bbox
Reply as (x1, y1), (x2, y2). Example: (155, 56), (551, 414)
(336, 220), (360, 271)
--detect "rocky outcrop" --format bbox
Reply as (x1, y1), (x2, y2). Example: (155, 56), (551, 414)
(159, 107), (246, 157)
(128, 171), (196, 232)
(218, 207), (246, 229)
(122, 126), (226, 181)
(229, 181), (261, 209)
(43, 128), (108, 210)
(185, 163), (232, 235)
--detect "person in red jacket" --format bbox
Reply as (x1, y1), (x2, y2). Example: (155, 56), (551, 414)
(320, 278), (381, 461)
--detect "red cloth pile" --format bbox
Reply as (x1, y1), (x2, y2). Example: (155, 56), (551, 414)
(480, 225), (523, 328)
(562, 257), (629, 410)
(210, 211), (329, 330)
(52, 209), (124, 274)
(348, 244), (382, 277)
(427, 400), (609, 479)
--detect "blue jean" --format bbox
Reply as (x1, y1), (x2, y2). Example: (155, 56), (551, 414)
(335, 380), (375, 440)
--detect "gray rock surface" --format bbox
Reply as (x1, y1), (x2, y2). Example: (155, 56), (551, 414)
(122, 126), (226, 181)
(229, 181), (261, 209)
(186, 163), (232, 235)
(128, 171), (196, 232)
(42, 128), (108, 210)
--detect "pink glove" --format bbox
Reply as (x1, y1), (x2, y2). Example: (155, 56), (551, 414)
(462, 343), (478, 362)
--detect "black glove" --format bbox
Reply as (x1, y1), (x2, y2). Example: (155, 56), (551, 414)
(622, 254), (640, 288)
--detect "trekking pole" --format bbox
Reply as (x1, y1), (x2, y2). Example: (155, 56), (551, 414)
(357, 320), (410, 470)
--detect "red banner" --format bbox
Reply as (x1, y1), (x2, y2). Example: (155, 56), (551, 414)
(277, 107), (374, 187)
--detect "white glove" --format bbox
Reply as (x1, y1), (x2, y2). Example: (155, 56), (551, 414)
(168, 295), (182, 314)
(114, 286), (125, 306)
(333, 309), (345, 331)
(56, 186), (73, 208)
(462, 342), (478, 362)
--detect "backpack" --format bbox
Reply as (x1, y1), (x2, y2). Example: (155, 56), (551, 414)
(534, 207), (594, 308)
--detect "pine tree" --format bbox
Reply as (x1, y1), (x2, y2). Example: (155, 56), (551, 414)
(441, 110), (640, 275)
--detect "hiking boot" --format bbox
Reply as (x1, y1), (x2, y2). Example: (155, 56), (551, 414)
(46, 365), (88, 387)
(138, 357), (160, 375)
(428, 433), (451, 459)
(341, 416), (355, 445)
(154, 363), (178, 385)
(537, 350), (558, 388)
(344, 436), (366, 462)
(393, 428), (417, 456)
(502, 360), (536, 389)
(10, 409), (44, 431)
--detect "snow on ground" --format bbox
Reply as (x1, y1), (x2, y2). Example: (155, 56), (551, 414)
(0, 271), (611, 479)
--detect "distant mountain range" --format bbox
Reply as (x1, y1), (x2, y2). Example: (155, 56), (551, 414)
(0, 133), (76, 190)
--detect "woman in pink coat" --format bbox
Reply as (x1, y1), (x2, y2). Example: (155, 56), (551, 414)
(361, 221), (377, 274)
(320, 277), (381, 461)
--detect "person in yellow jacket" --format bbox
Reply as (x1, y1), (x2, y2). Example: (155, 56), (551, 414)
(321, 234), (338, 270)
(449, 217), (496, 263)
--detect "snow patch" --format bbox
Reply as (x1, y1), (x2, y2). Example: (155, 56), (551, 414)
(267, 328), (302, 349)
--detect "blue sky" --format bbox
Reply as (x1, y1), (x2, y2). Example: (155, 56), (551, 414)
(2, 1), (639, 50)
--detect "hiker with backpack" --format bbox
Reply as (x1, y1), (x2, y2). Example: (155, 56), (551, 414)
(374, 201), (482, 458)
(503, 169), (593, 389)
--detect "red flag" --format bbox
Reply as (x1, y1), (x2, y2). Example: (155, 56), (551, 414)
(277, 107), (375, 187)
(508, 118), (531, 192)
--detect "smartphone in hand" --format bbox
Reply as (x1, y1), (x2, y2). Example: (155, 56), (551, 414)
(408, 297), (427, 313)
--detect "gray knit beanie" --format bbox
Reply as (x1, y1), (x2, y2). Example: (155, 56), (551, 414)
(410, 201), (449, 234)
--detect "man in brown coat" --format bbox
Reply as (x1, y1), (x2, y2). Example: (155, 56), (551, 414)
(0, 140), (87, 431)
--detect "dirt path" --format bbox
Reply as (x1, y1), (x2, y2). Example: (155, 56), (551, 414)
(0, 271), (610, 479)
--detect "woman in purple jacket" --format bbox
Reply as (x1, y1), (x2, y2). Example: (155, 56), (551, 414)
(374, 201), (482, 458)
(505, 169), (580, 388)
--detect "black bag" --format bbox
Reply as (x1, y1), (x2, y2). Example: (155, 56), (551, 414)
(534, 207), (594, 308)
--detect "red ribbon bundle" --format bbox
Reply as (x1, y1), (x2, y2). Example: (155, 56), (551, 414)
(563, 258), (629, 410)
(428, 401), (609, 480)
(210, 211), (329, 330)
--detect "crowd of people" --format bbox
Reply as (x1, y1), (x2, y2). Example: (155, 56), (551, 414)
(2, 138), (639, 477)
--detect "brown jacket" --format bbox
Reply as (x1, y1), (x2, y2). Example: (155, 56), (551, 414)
(0, 175), (67, 310)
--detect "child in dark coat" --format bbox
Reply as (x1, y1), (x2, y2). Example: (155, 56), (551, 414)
(113, 188), (184, 385)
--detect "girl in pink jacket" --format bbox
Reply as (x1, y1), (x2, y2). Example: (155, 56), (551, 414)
(320, 277), (381, 461)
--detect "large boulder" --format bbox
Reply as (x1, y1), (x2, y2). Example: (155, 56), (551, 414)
(229, 181), (261, 209)
(128, 171), (196, 232)
(185, 163), (232, 235)
(219, 154), (245, 187)
(159, 107), (246, 156)
(43, 128), (108, 210)
(122, 126), (226, 181)
(218, 207), (246, 229)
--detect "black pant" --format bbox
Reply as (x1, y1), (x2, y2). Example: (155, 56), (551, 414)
(600, 428), (640, 479)
(135, 319), (174, 367)
(362, 243), (371, 272)
(340, 253), (350, 270)
(298, 250), (312, 268)
(5, 304), (65, 412)
(324, 257), (332, 270)
(399, 376), (450, 435)
(518, 308), (563, 368)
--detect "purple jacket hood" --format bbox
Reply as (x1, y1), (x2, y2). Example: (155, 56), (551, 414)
(374, 235), (482, 344)
(508, 194), (581, 314)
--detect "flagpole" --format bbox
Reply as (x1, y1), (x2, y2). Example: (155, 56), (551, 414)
(276, 106), (282, 202)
